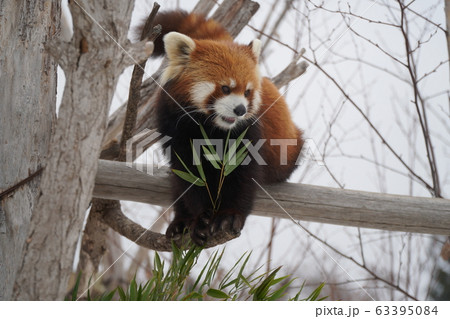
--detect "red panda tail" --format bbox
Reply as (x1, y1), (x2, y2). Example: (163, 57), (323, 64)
(137, 10), (233, 57)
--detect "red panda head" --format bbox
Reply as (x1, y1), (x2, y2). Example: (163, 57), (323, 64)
(161, 32), (262, 130)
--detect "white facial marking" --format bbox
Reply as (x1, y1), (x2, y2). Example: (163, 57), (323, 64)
(246, 82), (253, 90)
(229, 78), (236, 88)
(213, 94), (249, 129)
(190, 81), (215, 110)
(251, 90), (262, 113)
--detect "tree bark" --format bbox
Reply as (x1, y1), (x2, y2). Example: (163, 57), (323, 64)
(77, 3), (160, 292)
(0, 0), (59, 301)
(445, 0), (450, 79)
(11, 0), (151, 300)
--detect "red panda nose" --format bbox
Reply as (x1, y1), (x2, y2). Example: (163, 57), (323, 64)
(233, 104), (247, 116)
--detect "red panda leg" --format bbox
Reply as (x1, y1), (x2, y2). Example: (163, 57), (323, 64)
(188, 168), (258, 246)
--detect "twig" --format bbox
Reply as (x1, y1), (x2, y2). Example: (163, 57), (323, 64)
(117, 2), (161, 161)
(260, 0), (293, 56)
(302, 55), (437, 196)
(293, 220), (418, 300)
(0, 167), (44, 200)
(397, 0), (441, 198)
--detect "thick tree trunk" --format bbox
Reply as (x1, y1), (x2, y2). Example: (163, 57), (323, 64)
(0, 0), (59, 300)
(9, 1), (151, 300)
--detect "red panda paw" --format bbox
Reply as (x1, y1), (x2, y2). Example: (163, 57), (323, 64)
(166, 219), (189, 241)
(210, 210), (246, 236)
(189, 210), (246, 246)
(190, 211), (213, 246)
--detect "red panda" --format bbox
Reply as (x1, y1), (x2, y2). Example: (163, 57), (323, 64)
(148, 11), (304, 245)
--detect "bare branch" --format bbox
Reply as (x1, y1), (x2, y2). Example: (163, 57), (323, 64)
(212, 0), (260, 37)
(117, 3), (161, 161)
(101, 201), (239, 252)
(302, 55), (437, 196)
(397, 0), (441, 197)
(272, 49), (308, 88)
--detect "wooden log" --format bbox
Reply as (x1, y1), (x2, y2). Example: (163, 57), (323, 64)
(93, 160), (450, 236)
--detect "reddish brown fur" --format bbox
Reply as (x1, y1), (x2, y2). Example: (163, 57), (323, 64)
(152, 10), (303, 184)
(151, 10), (304, 244)
(259, 78), (304, 183)
(179, 14), (232, 42)
(150, 11), (232, 57)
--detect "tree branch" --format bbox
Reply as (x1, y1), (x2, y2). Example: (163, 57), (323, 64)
(94, 160), (450, 237)
(271, 48), (308, 88)
(102, 202), (239, 251)
(117, 2), (161, 161)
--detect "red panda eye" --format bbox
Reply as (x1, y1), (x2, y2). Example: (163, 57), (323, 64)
(222, 85), (231, 95)
(244, 89), (251, 97)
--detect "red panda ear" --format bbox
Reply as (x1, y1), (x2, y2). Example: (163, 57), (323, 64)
(163, 32), (196, 62)
(161, 32), (196, 84)
(248, 39), (262, 62)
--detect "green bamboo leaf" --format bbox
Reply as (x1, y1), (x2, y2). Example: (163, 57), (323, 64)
(290, 281), (305, 301)
(304, 282), (325, 301)
(225, 140), (251, 169)
(174, 151), (195, 177)
(117, 286), (127, 301)
(223, 128), (232, 160)
(172, 169), (205, 186)
(181, 291), (204, 301)
(267, 278), (295, 301)
(202, 146), (221, 169)
(101, 289), (117, 301)
(190, 140), (206, 181)
(87, 277), (92, 301)
(252, 267), (281, 301)
(129, 277), (137, 301)
(199, 124), (217, 156)
(224, 150), (248, 176)
(219, 252), (250, 290)
(69, 271), (82, 301)
(154, 251), (163, 271)
(224, 127), (248, 165)
(206, 288), (230, 300)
